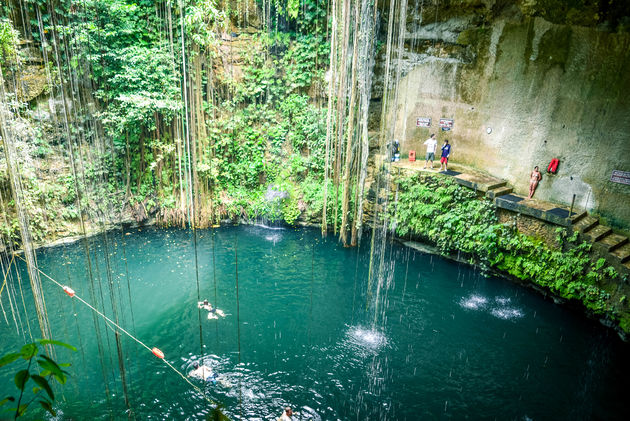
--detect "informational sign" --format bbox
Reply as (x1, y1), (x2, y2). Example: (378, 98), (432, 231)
(439, 118), (454, 131)
(610, 170), (630, 185)
(416, 117), (431, 127)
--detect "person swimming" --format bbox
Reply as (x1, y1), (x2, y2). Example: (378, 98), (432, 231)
(278, 406), (294, 421)
(188, 361), (216, 383)
(198, 299), (226, 319)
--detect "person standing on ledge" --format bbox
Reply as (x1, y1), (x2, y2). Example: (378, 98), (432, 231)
(391, 139), (400, 162)
(528, 166), (542, 199)
(423, 133), (437, 170)
(439, 139), (451, 171)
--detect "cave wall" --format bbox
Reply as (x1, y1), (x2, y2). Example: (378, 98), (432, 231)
(388, 6), (630, 230)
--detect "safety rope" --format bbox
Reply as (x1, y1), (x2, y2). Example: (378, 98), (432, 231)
(15, 254), (217, 405)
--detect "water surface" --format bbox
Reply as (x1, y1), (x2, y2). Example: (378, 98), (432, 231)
(1, 225), (628, 420)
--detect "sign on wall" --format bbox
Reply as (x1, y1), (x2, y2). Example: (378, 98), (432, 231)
(439, 118), (454, 131)
(610, 170), (630, 186)
(416, 117), (431, 127)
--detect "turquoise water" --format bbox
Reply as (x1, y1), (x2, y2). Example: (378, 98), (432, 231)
(1, 225), (629, 420)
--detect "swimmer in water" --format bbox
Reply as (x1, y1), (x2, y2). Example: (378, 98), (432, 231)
(198, 299), (226, 319)
(188, 362), (216, 383)
(279, 406), (294, 421)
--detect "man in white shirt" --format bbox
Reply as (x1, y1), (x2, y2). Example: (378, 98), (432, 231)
(423, 133), (438, 169)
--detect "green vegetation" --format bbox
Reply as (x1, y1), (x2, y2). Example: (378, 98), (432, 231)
(0, 339), (76, 418)
(519, 0), (630, 29)
(393, 174), (628, 331)
(1, 0), (628, 335)
(0, 0), (331, 240)
(0, 18), (19, 68)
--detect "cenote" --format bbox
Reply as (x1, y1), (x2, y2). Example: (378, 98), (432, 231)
(1, 225), (629, 420)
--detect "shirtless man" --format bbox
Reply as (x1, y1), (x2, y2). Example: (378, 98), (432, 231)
(198, 299), (226, 319)
(189, 361), (216, 383)
(279, 406), (294, 421)
(528, 166), (542, 199)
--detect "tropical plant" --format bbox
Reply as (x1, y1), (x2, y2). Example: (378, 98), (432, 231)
(0, 339), (76, 418)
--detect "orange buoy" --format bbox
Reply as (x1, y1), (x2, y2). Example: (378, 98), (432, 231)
(63, 286), (75, 297)
(151, 347), (164, 359)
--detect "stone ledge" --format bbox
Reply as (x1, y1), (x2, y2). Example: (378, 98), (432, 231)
(494, 194), (572, 226)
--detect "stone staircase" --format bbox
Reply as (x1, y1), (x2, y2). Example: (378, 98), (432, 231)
(573, 214), (630, 270)
(391, 160), (630, 272)
(486, 185), (513, 199)
(484, 179), (630, 271)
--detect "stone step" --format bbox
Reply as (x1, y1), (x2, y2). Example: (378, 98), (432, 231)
(570, 211), (587, 224)
(598, 233), (628, 252)
(573, 216), (599, 233)
(484, 180), (507, 191)
(584, 224), (612, 242)
(486, 186), (513, 199)
(611, 243), (630, 264)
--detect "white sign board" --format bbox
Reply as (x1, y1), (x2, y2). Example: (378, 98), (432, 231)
(416, 117), (431, 127)
(439, 118), (454, 131)
(611, 170), (630, 185)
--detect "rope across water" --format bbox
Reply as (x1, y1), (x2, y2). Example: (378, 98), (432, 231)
(14, 254), (217, 406)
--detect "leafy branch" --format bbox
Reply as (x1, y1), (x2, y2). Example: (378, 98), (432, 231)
(0, 339), (76, 419)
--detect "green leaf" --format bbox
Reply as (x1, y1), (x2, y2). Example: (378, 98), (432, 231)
(0, 352), (21, 367)
(37, 356), (66, 383)
(595, 258), (606, 271)
(37, 355), (61, 371)
(14, 369), (29, 390)
(31, 375), (54, 400)
(0, 396), (15, 406)
(39, 400), (56, 417)
(20, 343), (38, 359)
(36, 339), (77, 352)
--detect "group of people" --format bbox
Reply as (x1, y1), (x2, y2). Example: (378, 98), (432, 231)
(423, 133), (451, 171)
(421, 133), (544, 199)
(186, 301), (226, 382)
(189, 300), (297, 419)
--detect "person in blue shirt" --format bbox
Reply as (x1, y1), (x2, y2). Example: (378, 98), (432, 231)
(439, 139), (451, 171)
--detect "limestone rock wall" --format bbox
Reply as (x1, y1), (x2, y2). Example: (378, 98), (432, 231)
(387, 6), (630, 231)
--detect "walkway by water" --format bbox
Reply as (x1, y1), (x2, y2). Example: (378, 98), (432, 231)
(392, 160), (630, 272)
